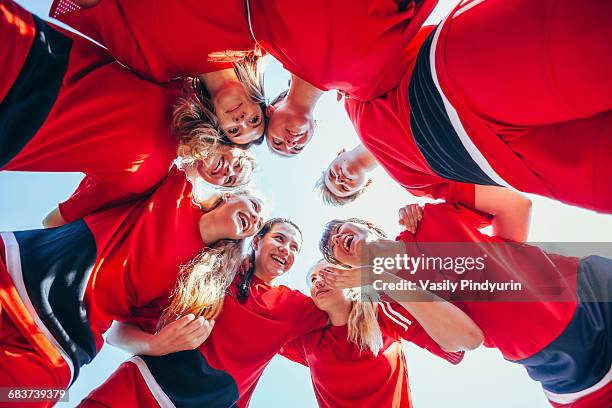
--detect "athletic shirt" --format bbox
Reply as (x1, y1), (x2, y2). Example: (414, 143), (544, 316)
(249, 0), (437, 100)
(50, 0), (256, 81)
(280, 301), (463, 408)
(200, 275), (328, 407)
(398, 204), (579, 361)
(3, 32), (180, 221)
(83, 166), (206, 342)
(343, 25), (474, 205)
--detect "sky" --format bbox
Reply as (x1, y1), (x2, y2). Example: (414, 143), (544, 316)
(2, 1), (611, 407)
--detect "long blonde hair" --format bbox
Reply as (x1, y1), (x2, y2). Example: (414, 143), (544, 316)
(172, 55), (266, 149)
(345, 287), (383, 355)
(158, 191), (260, 328)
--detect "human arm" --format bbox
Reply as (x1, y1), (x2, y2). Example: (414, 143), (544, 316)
(106, 315), (214, 356)
(42, 207), (67, 228)
(473, 185), (532, 242)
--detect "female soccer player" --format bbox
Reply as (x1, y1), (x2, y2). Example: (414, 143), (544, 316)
(49, 0), (436, 152)
(1, 0), (257, 229)
(278, 259), (481, 407)
(0, 164), (265, 404)
(78, 218), (329, 407)
(345, 0), (612, 213)
(319, 202), (612, 407)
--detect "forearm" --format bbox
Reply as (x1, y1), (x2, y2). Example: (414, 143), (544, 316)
(42, 207), (67, 228)
(106, 321), (155, 355)
(474, 185), (532, 242)
(380, 273), (483, 351)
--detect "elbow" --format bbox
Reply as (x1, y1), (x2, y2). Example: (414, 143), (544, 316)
(462, 326), (484, 351)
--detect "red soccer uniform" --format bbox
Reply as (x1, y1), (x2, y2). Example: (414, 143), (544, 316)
(279, 301), (463, 408)
(81, 274), (328, 408)
(248, 0), (437, 100)
(50, 0), (255, 81)
(347, 1), (612, 213)
(344, 25), (476, 206)
(2, 0), (180, 221)
(0, 167), (207, 396)
(50, 0), (436, 100)
(396, 203), (611, 407)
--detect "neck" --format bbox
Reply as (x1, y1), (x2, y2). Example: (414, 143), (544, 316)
(253, 267), (274, 284)
(198, 210), (226, 245)
(350, 145), (378, 173)
(327, 301), (351, 326)
(198, 69), (239, 96)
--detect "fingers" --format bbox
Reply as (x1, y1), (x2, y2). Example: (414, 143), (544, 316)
(398, 204), (423, 234)
(169, 313), (195, 329)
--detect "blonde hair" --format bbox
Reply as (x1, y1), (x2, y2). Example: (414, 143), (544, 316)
(172, 55), (266, 149)
(158, 190), (261, 328)
(315, 172), (368, 206)
(309, 260), (383, 355)
(346, 287), (383, 355)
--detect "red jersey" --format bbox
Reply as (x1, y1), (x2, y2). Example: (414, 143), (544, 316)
(50, 0), (255, 81)
(3, 32), (180, 221)
(280, 301), (463, 408)
(83, 166), (206, 342)
(343, 26), (470, 203)
(249, 0), (437, 100)
(82, 274), (328, 408)
(398, 204), (579, 361)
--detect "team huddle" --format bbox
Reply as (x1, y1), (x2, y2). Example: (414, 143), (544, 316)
(1, 0), (611, 407)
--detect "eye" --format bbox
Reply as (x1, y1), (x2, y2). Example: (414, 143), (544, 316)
(234, 157), (243, 169)
(290, 243), (299, 251)
(292, 146), (304, 153)
(249, 115), (261, 125)
(250, 199), (260, 213)
(227, 127), (239, 135)
(225, 176), (236, 186)
(272, 138), (282, 146)
(341, 185), (351, 192)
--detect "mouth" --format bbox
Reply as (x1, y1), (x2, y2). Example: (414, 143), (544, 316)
(270, 254), (288, 269)
(342, 234), (354, 254)
(226, 103), (242, 114)
(237, 212), (251, 232)
(286, 128), (306, 137)
(315, 288), (332, 297)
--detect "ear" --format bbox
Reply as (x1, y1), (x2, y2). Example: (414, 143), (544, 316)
(252, 235), (261, 250)
(364, 179), (373, 188)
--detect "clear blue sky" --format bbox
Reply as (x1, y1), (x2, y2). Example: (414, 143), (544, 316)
(2, 1), (611, 407)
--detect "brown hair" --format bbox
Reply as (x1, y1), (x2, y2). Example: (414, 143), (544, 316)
(237, 218), (303, 303)
(173, 56), (266, 149)
(319, 218), (387, 266)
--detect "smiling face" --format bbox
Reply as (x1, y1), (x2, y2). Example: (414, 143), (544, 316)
(309, 261), (348, 312)
(265, 102), (315, 156)
(324, 149), (370, 198)
(254, 222), (302, 282)
(213, 82), (264, 144)
(217, 195), (264, 240)
(326, 222), (376, 267)
(197, 146), (252, 187)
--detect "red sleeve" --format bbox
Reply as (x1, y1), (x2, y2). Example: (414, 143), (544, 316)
(289, 290), (328, 338)
(279, 337), (309, 367)
(378, 301), (464, 365)
(406, 182), (476, 207)
(58, 176), (143, 222)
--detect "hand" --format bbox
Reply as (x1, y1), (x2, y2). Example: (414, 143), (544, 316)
(398, 204), (423, 233)
(149, 314), (215, 356)
(319, 265), (375, 289)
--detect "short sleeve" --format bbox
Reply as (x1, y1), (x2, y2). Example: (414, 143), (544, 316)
(407, 182), (476, 207)
(289, 291), (328, 338)
(279, 337), (309, 367)
(58, 175), (142, 222)
(379, 301), (464, 365)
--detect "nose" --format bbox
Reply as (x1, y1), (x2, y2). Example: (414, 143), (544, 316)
(314, 278), (325, 289)
(331, 233), (342, 248)
(222, 161), (236, 177)
(233, 111), (246, 122)
(284, 137), (297, 148)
